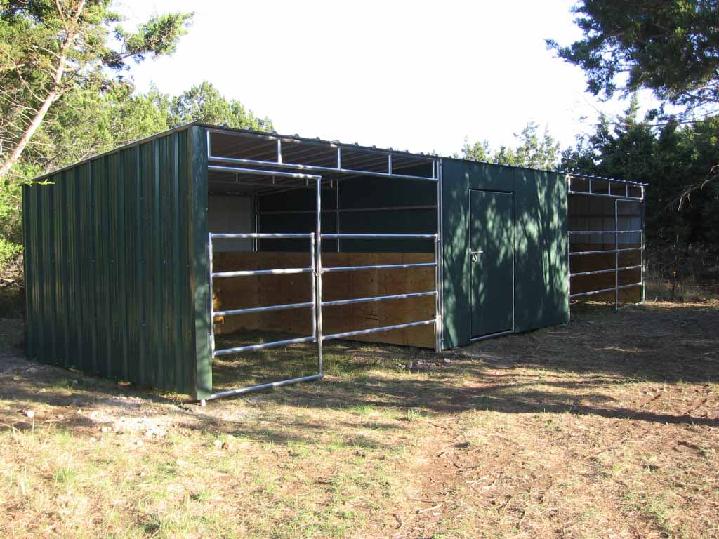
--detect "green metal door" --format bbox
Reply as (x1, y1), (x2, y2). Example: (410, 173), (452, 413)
(469, 190), (514, 338)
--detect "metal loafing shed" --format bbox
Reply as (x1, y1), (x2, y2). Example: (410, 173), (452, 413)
(22, 123), (646, 400)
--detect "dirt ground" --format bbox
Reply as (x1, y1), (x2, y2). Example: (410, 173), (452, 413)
(0, 300), (718, 538)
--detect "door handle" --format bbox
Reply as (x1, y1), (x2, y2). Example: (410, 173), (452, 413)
(469, 249), (483, 263)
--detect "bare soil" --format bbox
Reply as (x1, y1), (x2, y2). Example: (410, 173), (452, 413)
(0, 301), (717, 538)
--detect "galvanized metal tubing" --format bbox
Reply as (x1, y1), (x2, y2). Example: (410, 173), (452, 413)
(319, 232), (439, 343)
(322, 291), (436, 307)
(567, 177), (646, 306)
(208, 231), (317, 357)
(207, 128), (439, 183)
(322, 262), (436, 273)
(323, 320), (435, 342)
(258, 205), (436, 216)
(569, 283), (643, 299)
(315, 176), (324, 375)
(435, 161), (443, 352)
(206, 168), (324, 399)
(204, 142), (444, 398)
(207, 374), (324, 400)
(567, 174), (645, 201)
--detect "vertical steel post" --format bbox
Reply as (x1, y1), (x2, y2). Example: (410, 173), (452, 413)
(252, 195), (259, 252)
(567, 175), (572, 318)
(435, 158), (444, 350)
(315, 176), (324, 375)
(208, 233), (216, 359)
(434, 234), (442, 352)
(335, 181), (340, 253)
(310, 233), (317, 344)
(641, 186), (646, 303)
(614, 199), (619, 311)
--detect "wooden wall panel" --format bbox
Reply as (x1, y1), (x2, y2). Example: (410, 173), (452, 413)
(570, 243), (642, 302)
(213, 252), (436, 348)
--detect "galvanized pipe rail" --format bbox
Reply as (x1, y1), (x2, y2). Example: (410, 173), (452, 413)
(209, 232), (318, 358)
(205, 165), (325, 401)
(204, 160), (444, 400)
(318, 233), (440, 345)
(207, 129), (439, 183)
(567, 188), (646, 308)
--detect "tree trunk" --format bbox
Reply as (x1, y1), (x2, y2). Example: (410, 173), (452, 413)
(0, 90), (61, 178)
(0, 0), (85, 180)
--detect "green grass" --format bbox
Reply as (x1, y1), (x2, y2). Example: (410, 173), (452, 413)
(1, 301), (718, 537)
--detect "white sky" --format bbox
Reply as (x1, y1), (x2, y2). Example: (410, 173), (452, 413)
(117, 0), (656, 156)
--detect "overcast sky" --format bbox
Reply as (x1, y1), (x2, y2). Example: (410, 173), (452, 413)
(117, 0), (654, 156)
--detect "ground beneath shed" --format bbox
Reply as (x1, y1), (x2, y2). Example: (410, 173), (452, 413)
(0, 301), (717, 538)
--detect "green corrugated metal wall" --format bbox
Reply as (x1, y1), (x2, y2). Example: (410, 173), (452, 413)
(23, 125), (211, 398)
(441, 159), (569, 349)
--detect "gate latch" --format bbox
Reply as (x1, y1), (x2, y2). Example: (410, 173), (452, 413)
(469, 249), (483, 263)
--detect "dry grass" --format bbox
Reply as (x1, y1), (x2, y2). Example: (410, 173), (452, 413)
(0, 300), (718, 538)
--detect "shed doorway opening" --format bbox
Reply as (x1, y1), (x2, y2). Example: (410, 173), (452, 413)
(205, 129), (442, 399)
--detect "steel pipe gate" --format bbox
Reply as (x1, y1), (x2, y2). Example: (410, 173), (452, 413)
(205, 168), (441, 400)
(568, 175), (646, 309)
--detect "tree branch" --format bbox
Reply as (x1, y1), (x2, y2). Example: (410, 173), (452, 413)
(0, 0), (86, 179)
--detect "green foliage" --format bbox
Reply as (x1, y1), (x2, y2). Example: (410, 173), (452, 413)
(119, 13), (192, 60)
(561, 103), (719, 251)
(0, 78), (273, 280)
(0, 235), (20, 269)
(552, 2), (719, 284)
(461, 139), (491, 163)
(168, 81), (273, 130)
(462, 123), (561, 170)
(26, 82), (170, 169)
(0, 1), (192, 178)
(548, 0), (719, 111)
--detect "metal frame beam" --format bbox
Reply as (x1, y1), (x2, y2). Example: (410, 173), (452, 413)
(207, 129), (438, 183)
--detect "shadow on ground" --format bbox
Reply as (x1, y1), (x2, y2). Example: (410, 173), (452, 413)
(1, 301), (718, 444)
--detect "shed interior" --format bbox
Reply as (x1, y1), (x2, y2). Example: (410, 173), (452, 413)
(205, 129), (440, 390)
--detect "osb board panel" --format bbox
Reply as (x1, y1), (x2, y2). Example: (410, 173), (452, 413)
(570, 243), (642, 302)
(213, 252), (435, 348)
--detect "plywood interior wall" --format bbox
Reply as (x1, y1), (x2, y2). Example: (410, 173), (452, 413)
(570, 243), (642, 302)
(213, 252), (435, 348)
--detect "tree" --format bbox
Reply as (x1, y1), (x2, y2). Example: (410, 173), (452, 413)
(547, 0), (719, 112)
(168, 82), (272, 131)
(460, 139), (491, 163)
(24, 82), (169, 169)
(0, 79), (274, 277)
(560, 103), (719, 249)
(0, 0), (192, 179)
(462, 123), (561, 170)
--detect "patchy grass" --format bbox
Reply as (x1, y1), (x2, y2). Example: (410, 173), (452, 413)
(0, 300), (718, 538)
